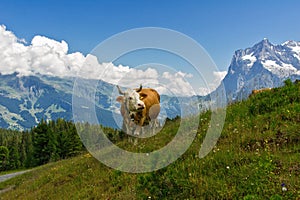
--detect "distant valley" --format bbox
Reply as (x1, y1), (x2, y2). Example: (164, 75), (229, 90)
(0, 39), (300, 130)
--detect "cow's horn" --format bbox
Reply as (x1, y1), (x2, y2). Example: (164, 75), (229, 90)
(136, 84), (142, 92)
(117, 85), (125, 95)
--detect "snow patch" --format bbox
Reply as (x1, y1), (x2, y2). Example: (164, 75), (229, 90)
(282, 40), (300, 61)
(291, 45), (300, 60)
(262, 60), (299, 78)
(242, 53), (257, 67)
(0, 104), (24, 130)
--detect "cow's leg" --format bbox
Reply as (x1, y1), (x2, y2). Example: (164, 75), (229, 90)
(155, 118), (160, 128)
(149, 104), (160, 135)
(134, 125), (142, 136)
(149, 118), (158, 135)
(123, 118), (130, 135)
(123, 121), (132, 143)
(122, 121), (127, 134)
(151, 119), (156, 135)
(134, 116), (146, 136)
(125, 123), (130, 135)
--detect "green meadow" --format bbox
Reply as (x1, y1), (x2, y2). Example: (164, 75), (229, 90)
(0, 80), (299, 199)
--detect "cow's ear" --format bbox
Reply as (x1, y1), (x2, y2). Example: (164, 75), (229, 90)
(116, 96), (124, 102)
(139, 93), (147, 100)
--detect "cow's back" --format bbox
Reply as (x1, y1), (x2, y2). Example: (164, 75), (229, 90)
(139, 88), (160, 105)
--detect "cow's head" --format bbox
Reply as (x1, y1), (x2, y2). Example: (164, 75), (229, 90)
(117, 85), (145, 111)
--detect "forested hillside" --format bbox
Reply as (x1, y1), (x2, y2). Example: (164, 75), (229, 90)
(0, 119), (86, 171)
(0, 80), (299, 199)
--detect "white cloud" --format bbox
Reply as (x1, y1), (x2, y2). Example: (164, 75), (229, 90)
(0, 24), (225, 96)
(198, 71), (227, 96)
(213, 71), (227, 84)
(161, 71), (196, 96)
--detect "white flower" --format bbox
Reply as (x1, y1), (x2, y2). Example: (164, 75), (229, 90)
(282, 186), (287, 192)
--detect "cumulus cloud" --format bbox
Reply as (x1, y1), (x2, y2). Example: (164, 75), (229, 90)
(0, 25), (80, 77)
(0, 24), (226, 96)
(198, 71), (227, 95)
(213, 71), (227, 84)
(159, 71), (196, 96)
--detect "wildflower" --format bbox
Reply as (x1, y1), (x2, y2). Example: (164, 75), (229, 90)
(226, 166), (230, 169)
(84, 153), (92, 158)
(281, 183), (287, 192)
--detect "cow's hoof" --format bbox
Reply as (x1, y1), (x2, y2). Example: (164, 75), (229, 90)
(134, 131), (140, 136)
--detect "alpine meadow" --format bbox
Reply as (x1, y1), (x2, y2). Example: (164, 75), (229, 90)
(0, 80), (299, 199)
(1, 1), (300, 199)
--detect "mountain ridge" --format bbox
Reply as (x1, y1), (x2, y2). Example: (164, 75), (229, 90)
(218, 38), (300, 101)
(1, 38), (300, 130)
(0, 73), (190, 130)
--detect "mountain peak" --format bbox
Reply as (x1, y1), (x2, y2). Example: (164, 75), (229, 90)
(220, 39), (300, 101)
(282, 40), (299, 47)
(263, 37), (269, 42)
(253, 38), (273, 50)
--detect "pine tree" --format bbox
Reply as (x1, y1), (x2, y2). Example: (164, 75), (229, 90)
(54, 119), (83, 159)
(66, 121), (83, 157)
(19, 131), (27, 168)
(24, 130), (34, 168)
(8, 134), (21, 170)
(0, 146), (9, 171)
(32, 120), (56, 165)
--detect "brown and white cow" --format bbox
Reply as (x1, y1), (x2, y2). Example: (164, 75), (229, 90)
(250, 87), (272, 96)
(116, 85), (160, 136)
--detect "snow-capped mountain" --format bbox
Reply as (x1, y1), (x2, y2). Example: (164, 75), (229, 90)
(220, 38), (300, 101)
(0, 73), (195, 130)
(1, 38), (300, 130)
(0, 73), (118, 130)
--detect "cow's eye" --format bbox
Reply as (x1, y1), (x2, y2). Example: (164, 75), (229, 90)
(129, 97), (133, 100)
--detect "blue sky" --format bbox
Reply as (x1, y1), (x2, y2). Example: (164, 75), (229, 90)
(0, 0), (300, 95)
(1, 0), (300, 71)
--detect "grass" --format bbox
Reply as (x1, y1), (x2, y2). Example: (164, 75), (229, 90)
(0, 82), (299, 199)
(0, 154), (138, 199)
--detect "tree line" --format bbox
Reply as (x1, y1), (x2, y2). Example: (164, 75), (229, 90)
(0, 116), (181, 172)
(0, 119), (86, 171)
(0, 118), (127, 172)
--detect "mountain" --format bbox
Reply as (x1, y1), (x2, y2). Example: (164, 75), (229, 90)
(1, 39), (299, 130)
(0, 73), (196, 130)
(219, 38), (300, 101)
(0, 73), (119, 130)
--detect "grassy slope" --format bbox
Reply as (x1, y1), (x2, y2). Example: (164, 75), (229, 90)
(0, 83), (299, 199)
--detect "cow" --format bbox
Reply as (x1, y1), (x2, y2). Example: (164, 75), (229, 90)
(116, 95), (136, 135)
(250, 87), (272, 96)
(116, 84), (160, 136)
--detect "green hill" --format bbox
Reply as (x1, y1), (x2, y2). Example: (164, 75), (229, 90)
(0, 80), (299, 199)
